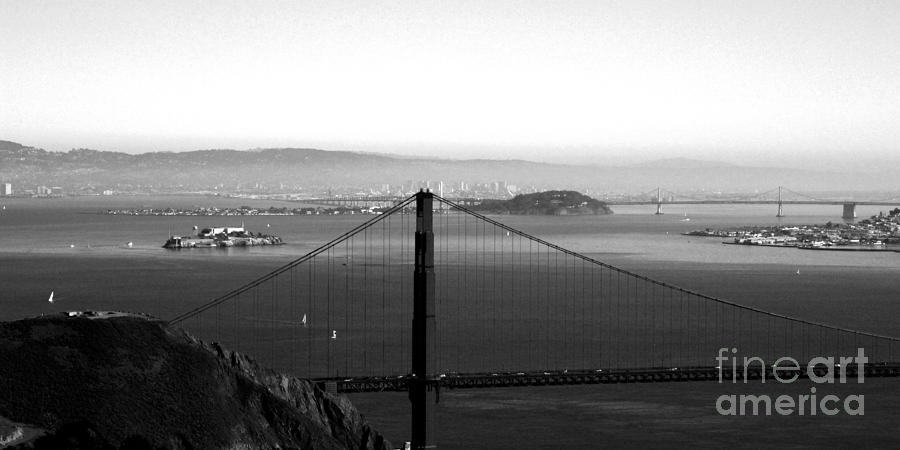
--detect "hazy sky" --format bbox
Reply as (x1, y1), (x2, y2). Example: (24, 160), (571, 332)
(1, 1), (898, 165)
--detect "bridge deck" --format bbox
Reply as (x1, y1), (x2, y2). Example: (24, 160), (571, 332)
(316, 363), (900, 393)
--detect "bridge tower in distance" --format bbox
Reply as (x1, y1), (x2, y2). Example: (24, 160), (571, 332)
(776, 186), (784, 218)
(842, 203), (857, 220)
(654, 187), (663, 215)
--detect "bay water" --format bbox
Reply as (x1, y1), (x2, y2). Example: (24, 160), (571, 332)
(1, 195), (898, 447)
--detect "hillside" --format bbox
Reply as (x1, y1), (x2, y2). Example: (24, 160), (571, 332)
(0, 139), (891, 194)
(0, 312), (390, 449)
(0, 140), (564, 193)
(471, 191), (613, 215)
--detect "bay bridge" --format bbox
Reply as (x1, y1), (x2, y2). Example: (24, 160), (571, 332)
(609, 186), (900, 219)
(168, 190), (900, 449)
(300, 186), (900, 219)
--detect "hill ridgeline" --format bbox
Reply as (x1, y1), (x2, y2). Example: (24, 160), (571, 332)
(0, 313), (390, 449)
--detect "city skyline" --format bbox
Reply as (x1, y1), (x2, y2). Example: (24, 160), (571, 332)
(2, 1), (899, 168)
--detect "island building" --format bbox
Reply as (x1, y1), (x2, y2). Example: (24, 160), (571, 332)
(198, 226), (246, 238)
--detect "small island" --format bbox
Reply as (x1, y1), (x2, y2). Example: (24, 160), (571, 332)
(164, 225), (283, 248)
(468, 190), (612, 215)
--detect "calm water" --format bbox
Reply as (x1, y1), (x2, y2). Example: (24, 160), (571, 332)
(2, 195), (898, 448)
(1, 196), (897, 330)
(2, 196), (896, 265)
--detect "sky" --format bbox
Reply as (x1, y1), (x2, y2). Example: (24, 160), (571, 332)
(1, 1), (899, 166)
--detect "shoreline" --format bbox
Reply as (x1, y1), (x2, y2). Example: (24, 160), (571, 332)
(721, 241), (899, 253)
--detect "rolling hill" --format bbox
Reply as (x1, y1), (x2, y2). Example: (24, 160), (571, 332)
(1, 140), (890, 195)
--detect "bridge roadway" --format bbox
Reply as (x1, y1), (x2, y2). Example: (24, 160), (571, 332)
(315, 363), (900, 393)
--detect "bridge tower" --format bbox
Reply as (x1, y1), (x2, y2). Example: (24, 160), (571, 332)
(411, 190), (437, 449)
(842, 203), (857, 220)
(654, 187), (663, 215)
(776, 186), (784, 218)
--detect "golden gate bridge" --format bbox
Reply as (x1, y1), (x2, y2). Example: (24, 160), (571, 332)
(168, 190), (900, 449)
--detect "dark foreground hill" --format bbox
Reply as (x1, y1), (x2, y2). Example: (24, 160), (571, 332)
(470, 190), (613, 215)
(0, 313), (390, 449)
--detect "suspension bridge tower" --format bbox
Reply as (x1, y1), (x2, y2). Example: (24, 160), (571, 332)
(776, 186), (784, 218)
(411, 190), (438, 449)
(654, 187), (663, 215)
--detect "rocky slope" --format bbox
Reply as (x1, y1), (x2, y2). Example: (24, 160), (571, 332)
(0, 313), (390, 449)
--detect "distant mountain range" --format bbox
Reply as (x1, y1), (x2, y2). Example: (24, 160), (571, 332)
(0, 139), (892, 195)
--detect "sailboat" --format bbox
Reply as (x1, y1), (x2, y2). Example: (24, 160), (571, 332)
(680, 212), (691, 222)
(301, 313), (307, 327)
(796, 269), (801, 275)
(48, 291), (54, 303)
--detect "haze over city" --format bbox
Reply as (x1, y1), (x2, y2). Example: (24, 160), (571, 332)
(2, 1), (898, 169)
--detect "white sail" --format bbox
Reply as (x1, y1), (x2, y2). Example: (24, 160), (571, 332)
(48, 291), (54, 303)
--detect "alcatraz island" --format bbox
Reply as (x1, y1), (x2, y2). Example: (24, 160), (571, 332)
(686, 208), (900, 251)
